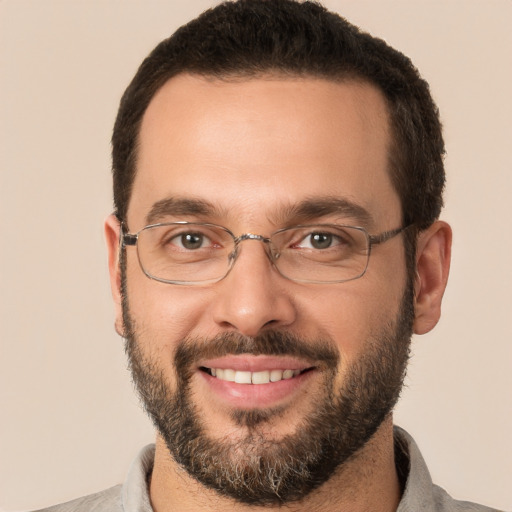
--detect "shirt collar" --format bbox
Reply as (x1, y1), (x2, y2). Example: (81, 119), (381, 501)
(394, 425), (438, 512)
(122, 443), (155, 512)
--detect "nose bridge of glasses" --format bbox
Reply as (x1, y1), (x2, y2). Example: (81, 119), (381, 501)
(236, 233), (271, 243)
(229, 233), (274, 263)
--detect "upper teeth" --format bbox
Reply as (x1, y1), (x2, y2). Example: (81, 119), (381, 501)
(210, 368), (301, 384)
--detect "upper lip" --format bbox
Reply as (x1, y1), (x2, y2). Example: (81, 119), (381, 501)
(199, 355), (315, 372)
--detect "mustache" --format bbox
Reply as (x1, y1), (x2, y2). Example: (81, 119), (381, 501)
(174, 331), (340, 372)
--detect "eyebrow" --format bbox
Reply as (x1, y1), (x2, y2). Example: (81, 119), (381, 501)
(144, 195), (374, 228)
(278, 196), (374, 227)
(145, 197), (219, 225)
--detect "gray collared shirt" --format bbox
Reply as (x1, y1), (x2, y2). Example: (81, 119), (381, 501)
(34, 427), (503, 512)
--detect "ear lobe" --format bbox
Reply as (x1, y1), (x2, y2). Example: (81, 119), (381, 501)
(104, 214), (125, 337)
(413, 221), (452, 335)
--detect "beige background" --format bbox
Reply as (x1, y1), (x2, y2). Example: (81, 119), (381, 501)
(1, 1), (511, 510)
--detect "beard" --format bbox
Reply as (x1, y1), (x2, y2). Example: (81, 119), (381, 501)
(122, 279), (414, 506)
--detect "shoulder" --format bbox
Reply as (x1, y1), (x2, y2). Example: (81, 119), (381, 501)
(31, 484), (122, 512)
(394, 427), (505, 512)
(30, 444), (155, 512)
(432, 485), (505, 512)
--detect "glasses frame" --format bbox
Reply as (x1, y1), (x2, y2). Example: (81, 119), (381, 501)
(121, 221), (410, 285)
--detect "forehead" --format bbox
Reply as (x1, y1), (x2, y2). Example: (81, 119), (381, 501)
(130, 74), (400, 231)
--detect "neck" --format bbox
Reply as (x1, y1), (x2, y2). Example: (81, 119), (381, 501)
(149, 416), (401, 512)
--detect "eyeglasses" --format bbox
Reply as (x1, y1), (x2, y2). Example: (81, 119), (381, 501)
(121, 222), (409, 285)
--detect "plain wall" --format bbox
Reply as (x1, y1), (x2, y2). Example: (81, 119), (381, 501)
(0, 1), (511, 510)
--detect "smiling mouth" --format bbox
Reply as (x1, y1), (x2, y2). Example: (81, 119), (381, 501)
(200, 367), (313, 384)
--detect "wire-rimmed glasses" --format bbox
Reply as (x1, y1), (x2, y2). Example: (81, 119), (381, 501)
(122, 222), (409, 285)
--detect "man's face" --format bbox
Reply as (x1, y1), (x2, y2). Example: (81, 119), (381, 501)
(119, 75), (412, 503)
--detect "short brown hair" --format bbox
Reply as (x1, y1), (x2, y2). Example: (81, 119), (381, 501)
(112, 0), (445, 239)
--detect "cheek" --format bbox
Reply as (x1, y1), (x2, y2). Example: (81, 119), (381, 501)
(305, 273), (406, 361)
(124, 258), (214, 353)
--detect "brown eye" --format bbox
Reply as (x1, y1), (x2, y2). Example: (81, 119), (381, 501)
(297, 232), (341, 250)
(309, 233), (333, 249)
(167, 232), (210, 250)
(179, 233), (204, 250)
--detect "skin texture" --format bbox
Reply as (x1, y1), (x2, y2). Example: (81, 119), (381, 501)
(105, 74), (451, 511)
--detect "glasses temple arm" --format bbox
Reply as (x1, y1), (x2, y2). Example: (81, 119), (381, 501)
(369, 224), (414, 245)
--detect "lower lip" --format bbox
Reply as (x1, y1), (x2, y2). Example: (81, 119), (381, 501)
(197, 369), (314, 409)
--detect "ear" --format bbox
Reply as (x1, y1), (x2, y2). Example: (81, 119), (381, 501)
(104, 214), (125, 337)
(413, 221), (452, 335)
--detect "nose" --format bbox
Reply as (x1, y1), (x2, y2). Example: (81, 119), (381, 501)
(211, 239), (297, 337)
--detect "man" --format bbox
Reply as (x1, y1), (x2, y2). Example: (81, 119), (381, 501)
(35, 1), (500, 511)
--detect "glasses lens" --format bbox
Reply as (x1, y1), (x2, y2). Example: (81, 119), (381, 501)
(271, 225), (370, 283)
(136, 223), (234, 283)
